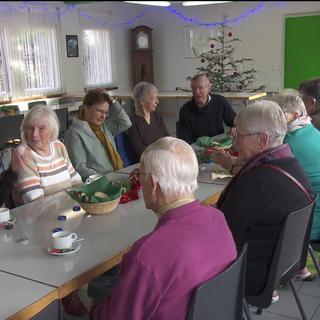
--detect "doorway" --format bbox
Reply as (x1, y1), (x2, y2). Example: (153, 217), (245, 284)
(284, 14), (320, 89)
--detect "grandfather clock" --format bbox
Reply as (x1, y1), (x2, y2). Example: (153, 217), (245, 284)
(131, 25), (154, 87)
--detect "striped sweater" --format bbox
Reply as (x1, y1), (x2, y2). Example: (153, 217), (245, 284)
(15, 140), (82, 205)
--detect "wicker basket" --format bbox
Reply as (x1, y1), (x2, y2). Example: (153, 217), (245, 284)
(78, 195), (121, 215)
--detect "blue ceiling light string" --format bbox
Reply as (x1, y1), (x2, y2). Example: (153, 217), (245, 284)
(165, 1), (265, 27)
(79, 7), (153, 27)
(0, 1), (283, 28)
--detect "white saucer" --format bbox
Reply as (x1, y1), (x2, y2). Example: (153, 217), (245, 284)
(47, 243), (81, 256)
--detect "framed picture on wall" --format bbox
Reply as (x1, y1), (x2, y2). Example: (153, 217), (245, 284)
(184, 26), (214, 58)
(66, 35), (79, 57)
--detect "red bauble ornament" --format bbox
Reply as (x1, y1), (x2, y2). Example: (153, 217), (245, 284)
(233, 71), (238, 76)
(201, 58), (205, 63)
(228, 32), (233, 37)
(210, 43), (214, 48)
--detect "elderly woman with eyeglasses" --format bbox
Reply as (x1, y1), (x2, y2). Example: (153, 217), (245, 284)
(126, 81), (169, 163)
(212, 100), (313, 297)
(91, 137), (236, 320)
(274, 91), (320, 243)
(64, 89), (131, 181)
(14, 105), (81, 205)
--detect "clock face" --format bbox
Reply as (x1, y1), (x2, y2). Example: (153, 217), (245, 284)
(137, 31), (149, 49)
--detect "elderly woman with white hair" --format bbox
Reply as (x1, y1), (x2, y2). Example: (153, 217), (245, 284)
(274, 90), (320, 279)
(14, 105), (81, 205)
(91, 137), (236, 320)
(213, 100), (313, 298)
(126, 81), (169, 163)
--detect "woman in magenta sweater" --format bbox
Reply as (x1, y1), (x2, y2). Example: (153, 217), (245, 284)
(91, 137), (236, 320)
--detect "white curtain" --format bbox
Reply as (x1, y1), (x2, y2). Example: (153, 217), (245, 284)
(79, 11), (114, 89)
(0, 5), (61, 99)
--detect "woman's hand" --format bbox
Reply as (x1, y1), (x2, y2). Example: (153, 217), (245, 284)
(211, 149), (237, 172)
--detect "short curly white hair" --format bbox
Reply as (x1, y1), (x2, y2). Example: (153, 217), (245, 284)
(236, 100), (287, 148)
(140, 137), (199, 198)
(20, 105), (59, 145)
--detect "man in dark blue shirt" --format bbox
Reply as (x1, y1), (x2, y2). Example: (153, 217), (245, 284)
(178, 74), (236, 144)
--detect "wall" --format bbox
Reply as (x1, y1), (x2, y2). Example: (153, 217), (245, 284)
(57, 1), (320, 94)
(134, 1), (320, 93)
(7, 1), (320, 97)
(59, 1), (139, 94)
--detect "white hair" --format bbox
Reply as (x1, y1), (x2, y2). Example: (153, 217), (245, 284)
(272, 89), (307, 116)
(132, 81), (158, 114)
(21, 105), (60, 144)
(236, 100), (287, 148)
(140, 137), (198, 198)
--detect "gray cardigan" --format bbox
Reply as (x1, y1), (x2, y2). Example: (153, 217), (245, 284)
(64, 101), (131, 181)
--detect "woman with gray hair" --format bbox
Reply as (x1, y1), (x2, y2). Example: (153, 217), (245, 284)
(91, 137), (236, 320)
(214, 100), (313, 299)
(14, 104), (81, 205)
(274, 90), (320, 277)
(126, 81), (169, 163)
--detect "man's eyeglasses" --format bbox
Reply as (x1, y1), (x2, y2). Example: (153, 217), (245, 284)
(234, 132), (260, 139)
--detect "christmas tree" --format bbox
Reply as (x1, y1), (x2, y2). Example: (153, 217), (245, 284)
(186, 17), (266, 93)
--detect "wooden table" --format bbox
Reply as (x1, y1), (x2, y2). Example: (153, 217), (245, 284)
(0, 271), (59, 320)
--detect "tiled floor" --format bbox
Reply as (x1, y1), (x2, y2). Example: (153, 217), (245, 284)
(247, 278), (320, 320)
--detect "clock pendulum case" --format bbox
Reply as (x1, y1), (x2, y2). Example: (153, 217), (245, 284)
(131, 25), (154, 87)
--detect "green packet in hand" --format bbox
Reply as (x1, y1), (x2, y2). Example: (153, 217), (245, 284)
(196, 136), (232, 149)
(66, 176), (123, 203)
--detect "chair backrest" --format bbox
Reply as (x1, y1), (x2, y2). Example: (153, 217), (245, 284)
(187, 244), (247, 320)
(0, 114), (24, 149)
(58, 96), (76, 105)
(54, 107), (69, 141)
(28, 100), (47, 109)
(247, 196), (318, 309)
(0, 105), (20, 116)
(114, 132), (136, 167)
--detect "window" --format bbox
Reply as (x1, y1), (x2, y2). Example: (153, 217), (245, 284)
(0, 29), (10, 100)
(82, 29), (113, 88)
(0, 7), (61, 100)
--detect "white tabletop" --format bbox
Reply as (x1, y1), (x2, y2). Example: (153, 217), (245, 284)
(116, 163), (139, 174)
(0, 175), (223, 297)
(116, 162), (231, 185)
(0, 271), (57, 320)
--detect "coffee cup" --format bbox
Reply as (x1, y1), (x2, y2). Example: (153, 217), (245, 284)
(51, 231), (77, 249)
(0, 208), (10, 223)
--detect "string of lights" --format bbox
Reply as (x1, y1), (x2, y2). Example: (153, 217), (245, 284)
(0, 1), (282, 28)
(165, 1), (265, 27)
